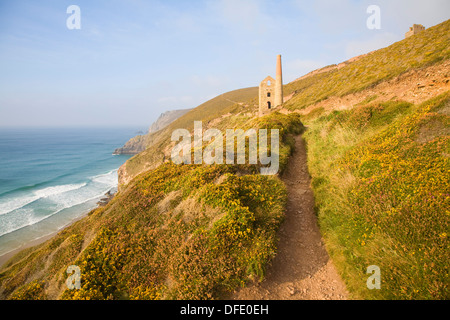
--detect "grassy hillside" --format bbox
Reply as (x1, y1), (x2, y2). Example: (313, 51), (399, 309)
(303, 92), (449, 299)
(121, 87), (258, 183)
(283, 19), (450, 110)
(0, 112), (304, 300)
(1, 19), (448, 301)
(292, 20), (449, 299)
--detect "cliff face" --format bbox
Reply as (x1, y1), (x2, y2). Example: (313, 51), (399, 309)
(148, 109), (192, 134)
(113, 134), (149, 155)
(113, 108), (192, 155)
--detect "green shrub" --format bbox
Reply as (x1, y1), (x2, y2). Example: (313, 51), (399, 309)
(303, 92), (450, 299)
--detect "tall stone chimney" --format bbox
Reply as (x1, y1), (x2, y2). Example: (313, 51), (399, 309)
(274, 54), (283, 107)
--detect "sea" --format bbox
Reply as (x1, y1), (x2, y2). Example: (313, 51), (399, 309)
(0, 127), (137, 258)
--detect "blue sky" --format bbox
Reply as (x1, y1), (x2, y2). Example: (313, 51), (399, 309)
(0, 0), (448, 128)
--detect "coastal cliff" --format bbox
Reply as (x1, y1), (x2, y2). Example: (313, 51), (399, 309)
(116, 87), (258, 189)
(148, 109), (192, 133)
(113, 108), (192, 155)
(113, 134), (149, 155)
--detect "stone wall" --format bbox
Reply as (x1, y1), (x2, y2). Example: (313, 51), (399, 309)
(405, 24), (425, 38)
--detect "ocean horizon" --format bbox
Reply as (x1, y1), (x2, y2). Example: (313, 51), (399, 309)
(0, 127), (136, 257)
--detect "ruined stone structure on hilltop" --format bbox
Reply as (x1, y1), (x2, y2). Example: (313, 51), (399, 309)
(259, 55), (283, 116)
(405, 24), (425, 38)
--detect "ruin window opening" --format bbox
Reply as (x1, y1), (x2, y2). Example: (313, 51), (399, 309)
(267, 101), (271, 109)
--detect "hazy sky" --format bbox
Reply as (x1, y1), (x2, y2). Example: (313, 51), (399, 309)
(0, 0), (448, 128)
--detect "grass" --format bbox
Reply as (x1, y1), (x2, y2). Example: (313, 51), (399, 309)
(283, 19), (450, 111)
(2, 18), (449, 301)
(122, 87), (258, 181)
(0, 112), (303, 300)
(302, 92), (449, 299)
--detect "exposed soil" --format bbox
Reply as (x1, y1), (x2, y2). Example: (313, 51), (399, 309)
(231, 135), (349, 300)
(297, 59), (450, 115)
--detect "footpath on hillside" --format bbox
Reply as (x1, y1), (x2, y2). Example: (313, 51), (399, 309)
(232, 135), (349, 300)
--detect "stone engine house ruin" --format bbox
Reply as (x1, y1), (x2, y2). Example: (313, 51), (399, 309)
(405, 24), (425, 38)
(259, 55), (283, 116)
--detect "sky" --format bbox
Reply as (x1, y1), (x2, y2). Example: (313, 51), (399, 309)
(0, 0), (448, 128)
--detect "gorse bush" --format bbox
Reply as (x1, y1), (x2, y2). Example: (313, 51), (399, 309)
(9, 280), (46, 300)
(329, 101), (414, 130)
(303, 92), (449, 299)
(60, 163), (287, 300)
(60, 111), (302, 300)
(341, 94), (449, 299)
(1, 112), (303, 300)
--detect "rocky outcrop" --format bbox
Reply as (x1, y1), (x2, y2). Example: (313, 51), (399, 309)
(113, 108), (192, 155)
(148, 109), (192, 134)
(113, 134), (149, 155)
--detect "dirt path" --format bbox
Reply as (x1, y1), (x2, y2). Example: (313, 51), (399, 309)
(232, 135), (349, 300)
